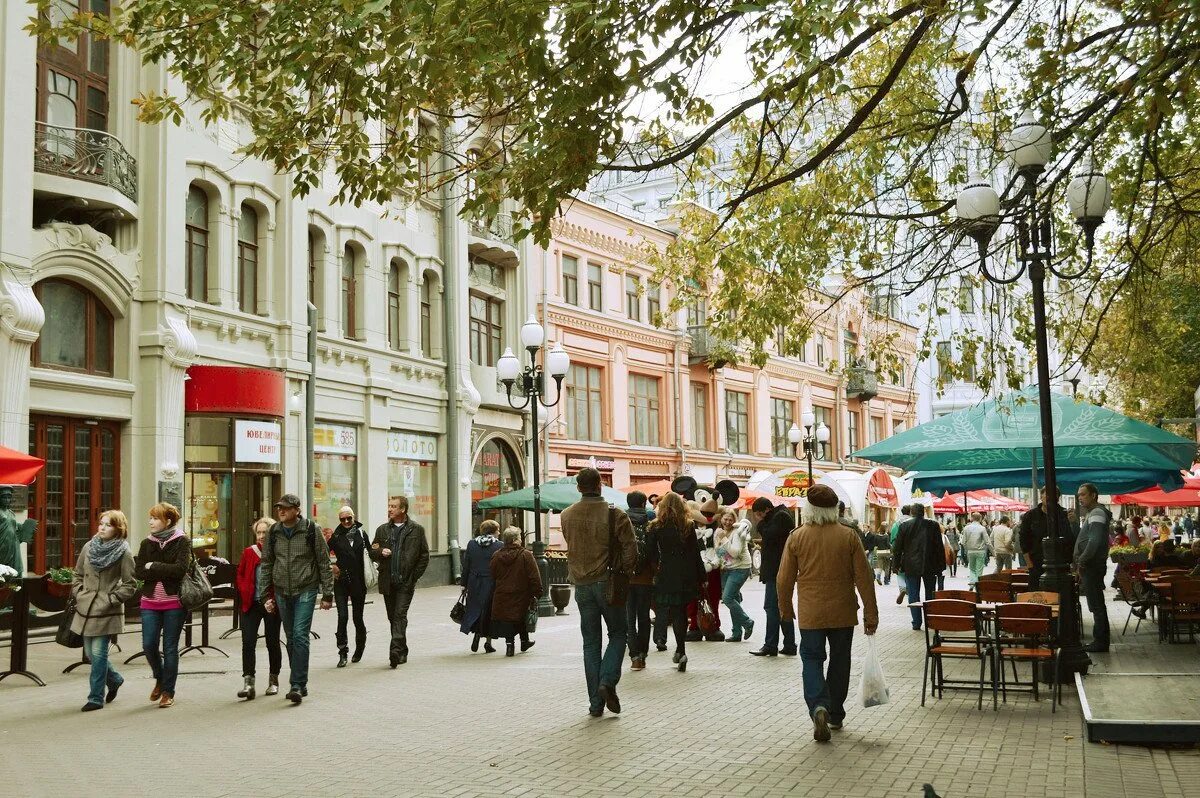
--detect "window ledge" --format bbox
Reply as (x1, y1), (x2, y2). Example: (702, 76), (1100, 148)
(30, 367), (136, 398)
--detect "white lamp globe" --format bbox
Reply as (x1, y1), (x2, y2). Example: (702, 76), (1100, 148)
(788, 423), (802, 445)
(1004, 109), (1052, 172)
(816, 422), (831, 444)
(496, 347), (520, 381)
(956, 173), (1001, 229)
(1066, 156), (1112, 225)
(546, 343), (570, 377)
(520, 316), (545, 350)
(800, 410), (816, 430)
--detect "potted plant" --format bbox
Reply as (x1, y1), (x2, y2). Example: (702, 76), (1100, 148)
(0, 563), (19, 605)
(44, 566), (74, 598)
(1109, 544), (1150, 565)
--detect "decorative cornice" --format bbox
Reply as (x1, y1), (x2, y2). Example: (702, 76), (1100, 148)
(550, 218), (652, 263)
(192, 315), (279, 355)
(388, 360), (446, 387)
(547, 309), (680, 350)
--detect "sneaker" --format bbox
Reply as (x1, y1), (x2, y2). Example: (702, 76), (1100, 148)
(812, 707), (831, 742)
(895, 588), (907, 605)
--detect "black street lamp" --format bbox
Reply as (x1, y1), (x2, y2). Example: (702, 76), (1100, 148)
(497, 316), (570, 617)
(956, 108), (1112, 679)
(788, 409), (830, 487)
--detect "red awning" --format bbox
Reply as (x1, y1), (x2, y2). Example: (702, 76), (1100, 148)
(1113, 473), (1200, 507)
(0, 445), (45, 486)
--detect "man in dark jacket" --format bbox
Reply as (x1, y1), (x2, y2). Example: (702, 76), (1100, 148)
(369, 496), (429, 668)
(328, 505), (370, 667)
(1074, 483), (1112, 652)
(260, 494), (334, 705)
(624, 491), (655, 670)
(891, 504), (945, 631)
(1018, 487), (1072, 590)
(748, 497), (797, 657)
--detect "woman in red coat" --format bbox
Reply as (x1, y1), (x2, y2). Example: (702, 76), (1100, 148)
(489, 527), (543, 657)
(235, 518), (282, 699)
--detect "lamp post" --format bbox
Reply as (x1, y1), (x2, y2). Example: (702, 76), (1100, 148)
(788, 410), (830, 488)
(956, 108), (1112, 679)
(497, 316), (570, 617)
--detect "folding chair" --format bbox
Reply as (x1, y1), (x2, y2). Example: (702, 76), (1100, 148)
(993, 602), (1061, 712)
(921, 599), (991, 711)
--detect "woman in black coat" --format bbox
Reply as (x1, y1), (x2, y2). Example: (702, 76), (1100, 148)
(647, 492), (705, 672)
(459, 519), (503, 653)
(327, 506), (370, 667)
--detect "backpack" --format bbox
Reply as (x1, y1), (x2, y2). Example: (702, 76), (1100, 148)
(270, 519), (319, 561)
(631, 517), (650, 573)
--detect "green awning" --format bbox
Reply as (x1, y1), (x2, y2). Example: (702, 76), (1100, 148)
(476, 476), (629, 513)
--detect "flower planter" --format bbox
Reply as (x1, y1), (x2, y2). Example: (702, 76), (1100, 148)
(1111, 552), (1149, 565)
(550, 584), (572, 615)
(44, 577), (72, 598)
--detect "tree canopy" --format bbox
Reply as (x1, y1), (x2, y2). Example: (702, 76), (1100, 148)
(32, 0), (1200, 402)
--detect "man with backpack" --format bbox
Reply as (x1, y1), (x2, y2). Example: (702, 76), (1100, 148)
(259, 493), (334, 705)
(624, 491), (656, 671)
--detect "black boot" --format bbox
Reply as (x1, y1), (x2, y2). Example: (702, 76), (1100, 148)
(506, 641), (515, 657)
(337, 651), (348, 668)
(351, 642), (365, 663)
(484, 639), (496, 654)
(471, 634), (481, 653)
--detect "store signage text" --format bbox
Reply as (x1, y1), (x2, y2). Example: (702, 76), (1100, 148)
(234, 420), (282, 464)
(567, 456), (615, 470)
(314, 423), (358, 455)
(387, 431), (438, 462)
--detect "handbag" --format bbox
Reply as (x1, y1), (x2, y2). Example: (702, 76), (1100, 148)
(362, 544), (379, 591)
(524, 598), (539, 634)
(604, 507), (630, 607)
(179, 554), (214, 611)
(449, 588), (468, 624)
(56, 591), (83, 648)
(696, 598), (719, 635)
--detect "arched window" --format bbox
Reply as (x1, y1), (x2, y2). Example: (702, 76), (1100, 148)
(237, 204), (258, 313)
(387, 262), (402, 351)
(341, 243), (357, 340)
(32, 279), (114, 375)
(185, 185), (209, 301)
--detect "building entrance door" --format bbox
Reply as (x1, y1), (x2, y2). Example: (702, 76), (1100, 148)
(184, 471), (277, 563)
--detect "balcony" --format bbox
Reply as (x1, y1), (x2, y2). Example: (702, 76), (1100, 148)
(467, 211), (517, 267)
(34, 122), (137, 206)
(845, 365), (879, 402)
(687, 324), (734, 369)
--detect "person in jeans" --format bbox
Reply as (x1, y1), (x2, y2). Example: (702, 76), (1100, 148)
(992, 516), (1016, 572)
(235, 519), (282, 699)
(715, 509), (754, 643)
(328, 505), (370, 667)
(72, 510), (137, 712)
(892, 504), (945, 631)
(961, 513), (993, 587)
(624, 491), (656, 670)
(135, 502), (191, 709)
(777, 485), (878, 742)
(259, 494), (334, 705)
(560, 468), (636, 717)
(370, 496), (429, 668)
(1075, 483), (1112, 653)
(748, 497), (796, 657)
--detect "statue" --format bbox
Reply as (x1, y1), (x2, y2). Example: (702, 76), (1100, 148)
(0, 487), (36, 576)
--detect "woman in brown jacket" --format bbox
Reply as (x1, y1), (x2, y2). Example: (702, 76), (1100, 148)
(72, 510), (137, 712)
(489, 527), (543, 657)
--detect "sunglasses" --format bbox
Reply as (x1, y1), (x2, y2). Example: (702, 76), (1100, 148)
(339, 517), (353, 522)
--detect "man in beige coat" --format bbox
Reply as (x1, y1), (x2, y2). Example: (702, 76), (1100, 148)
(778, 485), (879, 742)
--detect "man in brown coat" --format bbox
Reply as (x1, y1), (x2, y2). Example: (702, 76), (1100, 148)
(561, 468), (637, 717)
(778, 485), (879, 742)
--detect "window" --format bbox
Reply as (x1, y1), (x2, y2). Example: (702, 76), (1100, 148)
(770, 398), (794, 457)
(420, 278), (433, 357)
(957, 284), (975, 313)
(36, 0), (110, 131)
(774, 326), (787, 356)
(847, 411), (859, 456)
(692, 384), (708, 449)
(936, 341), (952, 379)
(388, 263), (402, 351)
(843, 329), (858, 366)
(237, 204), (258, 314)
(417, 119), (434, 191)
(815, 336), (826, 366)
(562, 254), (579, 305)
(725, 390), (749, 454)
(469, 293), (503, 366)
(32, 279), (113, 375)
(185, 185), (208, 301)
(307, 230), (318, 312)
(813, 406), (832, 458)
(628, 375), (660, 445)
(565, 364), (602, 440)
(647, 282), (661, 322)
(587, 263), (603, 310)
(341, 244), (358, 339)
(871, 416), (885, 446)
(686, 294), (708, 328)
(625, 275), (641, 321)
(963, 354), (977, 384)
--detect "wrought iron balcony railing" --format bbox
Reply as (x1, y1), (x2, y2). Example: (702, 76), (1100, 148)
(687, 324), (734, 369)
(845, 365), (879, 401)
(33, 122), (138, 203)
(468, 211), (514, 245)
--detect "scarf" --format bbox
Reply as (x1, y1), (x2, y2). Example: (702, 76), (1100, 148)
(476, 534), (498, 547)
(88, 534), (129, 571)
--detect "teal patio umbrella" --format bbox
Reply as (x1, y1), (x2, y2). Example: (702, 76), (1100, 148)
(476, 476), (629, 513)
(854, 387), (1196, 489)
(910, 466), (1186, 495)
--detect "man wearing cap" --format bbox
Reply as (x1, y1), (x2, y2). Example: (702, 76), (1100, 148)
(328, 505), (371, 667)
(259, 494), (334, 705)
(777, 485), (878, 742)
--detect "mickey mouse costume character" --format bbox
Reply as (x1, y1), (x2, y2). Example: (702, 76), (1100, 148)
(670, 476), (740, 642)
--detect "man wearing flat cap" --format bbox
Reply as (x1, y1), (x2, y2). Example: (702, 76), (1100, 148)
(777, 484), (878, 742)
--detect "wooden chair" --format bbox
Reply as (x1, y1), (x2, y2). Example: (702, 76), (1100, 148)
(1015, 591), (1059, 607)
(1114, 572), (1150, 635)
(992, 602), (1062, 712)
(1167, 579), (1200, 643)
(921, 599), (992, 711)
(933, 589), (978, 602)
(977, 575), (1012, 603)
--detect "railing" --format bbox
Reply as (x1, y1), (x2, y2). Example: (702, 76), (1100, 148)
(468, 211), (514, 245)
(845, 365), (879, 401)
(33, 122), (137, 203)
(687, 324), (734, 368)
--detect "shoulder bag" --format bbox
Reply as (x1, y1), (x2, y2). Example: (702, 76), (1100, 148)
(55, 591), (84, 648)
(604, 507), (630, 607)
(179, 553), (214, 611)
(449, 587), (468, 623)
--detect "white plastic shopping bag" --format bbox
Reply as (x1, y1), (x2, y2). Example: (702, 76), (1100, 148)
(860, 636), (890, 708)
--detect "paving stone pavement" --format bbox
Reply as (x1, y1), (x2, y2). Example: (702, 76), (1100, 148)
(1, 568), (1197, 798)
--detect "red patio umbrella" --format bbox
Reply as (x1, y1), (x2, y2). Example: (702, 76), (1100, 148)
(1112, 473), (1200, 507)
(0, 445), (44, 486)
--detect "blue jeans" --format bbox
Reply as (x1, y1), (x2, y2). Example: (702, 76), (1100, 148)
(720, 568), (753, 637)
(141, 607), (187, 695)
(904, 573), (938, 629)
(277, 589), (317, 690)
(83, 635), (122, 706)
(574, 581), (626, 712)
(799, 627), (854, 724)
(762, 581), (796, 652)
